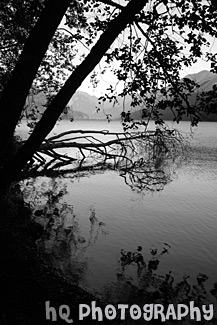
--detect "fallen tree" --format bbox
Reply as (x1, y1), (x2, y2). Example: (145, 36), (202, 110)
(17, 125), (187, 193)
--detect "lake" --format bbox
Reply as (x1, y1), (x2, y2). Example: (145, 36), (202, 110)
(18, 120), (217, 303)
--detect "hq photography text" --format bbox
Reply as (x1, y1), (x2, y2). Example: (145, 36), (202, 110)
(45, 300), (214, 323)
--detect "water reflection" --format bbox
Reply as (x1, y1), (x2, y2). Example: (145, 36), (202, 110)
(21, 176), (217, 323)
(102, 246), (217, 324)
(22, 178), (108, 284)
(22, 152), (180, 288)
(17, 121), (217, 324)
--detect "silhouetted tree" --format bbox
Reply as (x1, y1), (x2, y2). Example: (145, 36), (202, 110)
(1, 0), (217, 189)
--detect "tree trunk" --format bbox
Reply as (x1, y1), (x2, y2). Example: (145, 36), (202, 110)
(0, 0), (147, 187)
(0, 0), (71, 148)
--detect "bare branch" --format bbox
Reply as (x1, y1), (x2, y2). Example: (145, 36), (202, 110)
(134, 21), (198, 118)
(18, 127), (187, 195)
(57, 27), (90, 51)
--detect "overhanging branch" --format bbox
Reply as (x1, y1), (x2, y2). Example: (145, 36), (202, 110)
(98, 0), (123, 10)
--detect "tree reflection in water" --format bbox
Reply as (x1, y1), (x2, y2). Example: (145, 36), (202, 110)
(21, 175), (217, 324)
(118, 127), (187, 193)
(102, 246), (217, 324)
(21, 135), (187, 288)
(22, 178), (108, 284)
(20, 141), (217, 325)
(21, 136), (181, 286)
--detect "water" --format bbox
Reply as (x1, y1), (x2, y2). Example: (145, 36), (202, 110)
(18, 120), (217, 301)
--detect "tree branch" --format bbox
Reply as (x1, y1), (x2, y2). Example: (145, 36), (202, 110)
(57, 27), (90, 51)
(134, 21), (197, 117)
(20, 127), (185, 178)
(1, 0), (147, 185)
(0, 0), (72, 146)
(98, 0), (123, 10)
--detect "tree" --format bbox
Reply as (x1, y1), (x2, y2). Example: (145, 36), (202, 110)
(0, 0), (72, 146)
(0, 0), (92, 127)
(0, 0), (44, 84)
(0, 0), (149, 188)
(1, 0), (217, 190)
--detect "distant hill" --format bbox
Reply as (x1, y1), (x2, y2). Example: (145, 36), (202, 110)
(25, 90), (138, 121)
(89, 70), (217, 122)
(185, 70), (217, 91)
(25, 91), (95, 120)
(67, 92), (139, 120)
(67, 91), (97, 118)
(25, 70), (217, 122)
(131, 70), (217, 122)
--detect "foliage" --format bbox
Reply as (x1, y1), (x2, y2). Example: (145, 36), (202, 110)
(0, 0), (91, 128)
(0, 0), (217, 186)
(0, 0), (44, 89)
(102, 244), (217, 324)
(97, 0), (217, 126)
(0, 0), (88, 89)
(196, 85), (217, 117)
(2, 0), (217, 131)
(118, 244), (170, 274)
